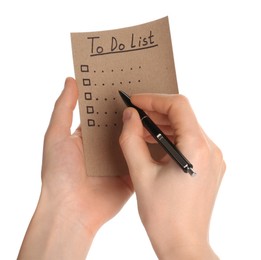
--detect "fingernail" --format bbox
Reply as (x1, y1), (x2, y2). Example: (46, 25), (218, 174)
(122, 108), (132, 122)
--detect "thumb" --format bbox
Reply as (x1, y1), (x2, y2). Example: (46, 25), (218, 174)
(45, 77), (78, 142)
(119, 108), (153, 179)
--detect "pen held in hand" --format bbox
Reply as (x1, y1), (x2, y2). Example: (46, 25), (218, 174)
(119, 90), (196, 177)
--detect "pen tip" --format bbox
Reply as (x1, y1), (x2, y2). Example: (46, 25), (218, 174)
(187, 167), (196, 177)
(118, 90), (127, 96)
(118, 90), (130, 100)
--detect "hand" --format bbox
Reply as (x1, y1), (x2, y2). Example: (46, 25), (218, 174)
(119, 94), (225, 259)
(18, 78), (133, 259)
(41, 77), (133, 231)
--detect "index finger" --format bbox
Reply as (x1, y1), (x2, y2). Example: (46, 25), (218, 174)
(131, 94), (202, 142)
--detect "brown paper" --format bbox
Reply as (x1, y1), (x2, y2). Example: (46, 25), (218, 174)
(71, 16), (178, 176)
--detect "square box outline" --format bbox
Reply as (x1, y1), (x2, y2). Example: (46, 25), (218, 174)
(84, 92), (92, 100)
(83, 78), (91, 86)
(86, 106), (94, 114)
(81, 65), (89, 72)
(87, 119), (95, 127)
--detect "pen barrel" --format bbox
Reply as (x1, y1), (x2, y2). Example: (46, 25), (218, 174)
(142, 116), (193, 172)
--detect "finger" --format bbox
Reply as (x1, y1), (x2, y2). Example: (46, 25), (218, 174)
(144, 132), (174, 144)
(46, 77), (78, 141)
(131, 94), (202, 143)
(144, 125), (174, 138)
(72, 124), (82, 138)
(146, 111), (170, 126)
(119, 107), (155, 182)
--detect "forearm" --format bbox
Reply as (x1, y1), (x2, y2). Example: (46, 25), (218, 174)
(18, 194), (95, 260)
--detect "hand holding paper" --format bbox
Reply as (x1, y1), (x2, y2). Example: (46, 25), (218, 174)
(71, 17), (178, 176)
(18, 78), (133, 259)
(18, 17), (225, 260)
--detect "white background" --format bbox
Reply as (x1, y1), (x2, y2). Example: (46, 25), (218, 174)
(0, 0), (260, 259)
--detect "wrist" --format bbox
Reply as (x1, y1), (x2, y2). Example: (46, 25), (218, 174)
(146, 224), (218, 260)
(18, 190), (97, 259)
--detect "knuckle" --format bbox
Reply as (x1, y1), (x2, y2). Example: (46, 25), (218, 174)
(213, 145), (226, 175)
(119, 131), (132, 148)
(172, 94), (190, 106)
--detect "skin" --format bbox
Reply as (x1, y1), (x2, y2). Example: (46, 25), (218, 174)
(18, 77), (225, 259)
(18, 78), (133, 259)
(119, 94), (226, 259)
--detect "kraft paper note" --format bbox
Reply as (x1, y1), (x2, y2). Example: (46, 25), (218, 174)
(71, 16), (178, 176)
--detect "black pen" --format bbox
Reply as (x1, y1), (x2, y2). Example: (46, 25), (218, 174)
(119, 90), (196, 176)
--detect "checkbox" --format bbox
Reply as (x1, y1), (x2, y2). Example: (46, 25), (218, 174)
(83, 78), (91, 86)
(87, 119), (95, 127)
(86, 106), (94, 114)
(85, 92), (92, 100)
(81, 65), (89, 72)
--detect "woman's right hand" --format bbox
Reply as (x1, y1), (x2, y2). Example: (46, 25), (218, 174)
(120, 94), (225, 259)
